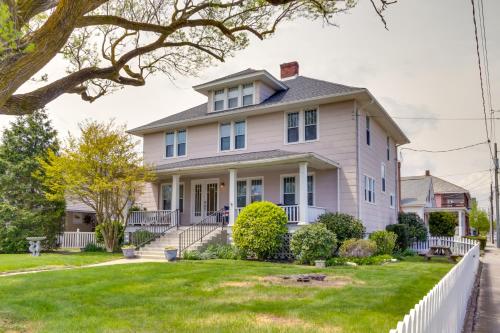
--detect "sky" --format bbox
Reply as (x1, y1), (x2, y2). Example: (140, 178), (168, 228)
(3, 0), (499, 210)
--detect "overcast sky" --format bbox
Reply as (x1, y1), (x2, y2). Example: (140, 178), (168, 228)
(3, 0), (499, 210)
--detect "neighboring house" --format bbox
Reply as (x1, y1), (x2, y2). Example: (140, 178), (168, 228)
(64, 199), (96, 232)
(401, 170), (471, 236)
(128, 61), (410, 235)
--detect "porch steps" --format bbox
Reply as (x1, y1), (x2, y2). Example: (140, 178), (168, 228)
(136, 227), (224, 259)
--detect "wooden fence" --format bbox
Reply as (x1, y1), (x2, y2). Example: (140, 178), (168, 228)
(58, 230), (99, 248)
(390, 237), (480, 333)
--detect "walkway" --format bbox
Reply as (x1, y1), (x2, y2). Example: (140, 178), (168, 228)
(473, 244), (500, 332)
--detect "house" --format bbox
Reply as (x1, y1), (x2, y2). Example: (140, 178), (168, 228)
(64, 199), (96, 232)
(127, 62), (409, 251)
(401, 170), (471, 236)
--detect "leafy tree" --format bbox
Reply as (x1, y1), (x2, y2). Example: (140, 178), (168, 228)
(469, 201), (490, 235)
(0, 0), (393, 115)
(386, 224), (410, 251)
(39, 120), (154, 252)
(0, 109), (64, 253)
(429, 212), (457, 237)
(398, 212), (427, 242)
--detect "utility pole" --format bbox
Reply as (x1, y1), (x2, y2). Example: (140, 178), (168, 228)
(491, 183), (495, 244)
(495, 143), (500, 248)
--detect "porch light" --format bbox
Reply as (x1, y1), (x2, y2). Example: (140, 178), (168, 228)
(220, 182), (225, 189)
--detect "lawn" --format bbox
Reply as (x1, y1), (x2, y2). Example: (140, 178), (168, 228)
(0, 257), (452, 333)
(0, 252), (122, 274)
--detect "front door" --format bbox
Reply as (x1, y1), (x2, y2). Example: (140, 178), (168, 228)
(191, 179), (219, 223)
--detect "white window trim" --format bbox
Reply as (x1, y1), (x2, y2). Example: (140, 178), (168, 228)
(212, 82), (255, 112)
(160, 182), (185, 211)
(279, 172), (316, 206)
(363, 174), (376, 205)
(164, 129), (188, 159)
(236, 177), (264, 208)
(381, 163), (386, 193)
(284, 107), (320, 145)
(218, 120), (247, 152)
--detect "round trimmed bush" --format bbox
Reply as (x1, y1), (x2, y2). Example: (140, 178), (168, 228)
(317, 213), (365, 248)
(232, 201), (288, 259)
(290, 223), (337, 264)
(339, 239), (377, 258)
(369, 230), (397, 255)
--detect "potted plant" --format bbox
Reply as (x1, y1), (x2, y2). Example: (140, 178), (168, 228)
(164, 246), (178, 261)
(122, 244), (136, 259)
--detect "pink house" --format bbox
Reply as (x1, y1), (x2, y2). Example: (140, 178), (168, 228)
(127, 62), (409, 255)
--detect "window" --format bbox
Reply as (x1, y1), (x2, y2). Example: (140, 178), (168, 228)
(214, 89), (225, 111)
(228, 86), (239, 109)
(304, 109), (317, 141)
(366, 116), (371, 146)
(165, 132), (174, 158)
(364, 175), (375, 203)
(386, 136), (390, 161)
(250, 179), (263, 203)
(242, 83), (254, 106)
(307, 175), (314, 206)
(381, 163), (386, 193)
(161, 183), (184, 211)
(283, 176), (296, 205)
(287, 112), (299, 143)
(177, 130), (186, 156)
(234, 121), (246, 149)
(220, 123), (231, 151)
(237, 180), (247, 208)
(390, 193), (395, 208)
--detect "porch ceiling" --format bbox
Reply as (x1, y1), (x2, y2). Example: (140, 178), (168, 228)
(155, 149), (338, 176)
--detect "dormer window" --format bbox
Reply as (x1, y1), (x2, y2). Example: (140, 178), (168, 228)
(214, 89), (225, 111)
(228, 87), (239, 109)
(242, 83), (254, 106)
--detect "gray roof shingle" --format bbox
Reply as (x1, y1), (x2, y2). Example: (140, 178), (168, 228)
(130, 75), (362, 133)
(400, 176), (432, 206)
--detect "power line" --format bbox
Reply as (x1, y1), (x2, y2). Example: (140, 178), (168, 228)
(392, 116), (500, 121)
(435, 169), (491, 178)
(400, 141), (488, 153)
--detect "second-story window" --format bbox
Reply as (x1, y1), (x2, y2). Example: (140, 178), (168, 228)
(304, 109), (317, 141)
(234, 121), (246, 149)
(214, 89), (225, 111)
(381, 163), (386, 193)
(287, 112), (299, 143)
(166, 132), (175, 158)
(242, 83), (254, 106)
(386, 136), (390, 160)
(366, 116), (371, 146)
(165, 129), (187, 158)
(228, 86), (239, 109)
(220, 123), (231, 151)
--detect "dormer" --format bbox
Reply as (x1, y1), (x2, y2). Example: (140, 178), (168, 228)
(193, 68), (288, 113)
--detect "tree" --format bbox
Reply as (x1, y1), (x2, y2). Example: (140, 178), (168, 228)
(469, 200), (489, 235)
(0, 109), (64, 253)
(398, 212), (427, 242)
(0, 0), (393, 116)
(429, 211), (457, 237)
(39, 120), (154, 252)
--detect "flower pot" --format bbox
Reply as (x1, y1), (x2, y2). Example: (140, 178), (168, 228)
(122, 248), (135, 259)
(165, 249), (178, 261)
(314, 260), (326, 268)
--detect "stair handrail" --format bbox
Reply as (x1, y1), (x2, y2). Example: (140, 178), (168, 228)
(127, 209), (180, 249)
(178, 208), (226, 256)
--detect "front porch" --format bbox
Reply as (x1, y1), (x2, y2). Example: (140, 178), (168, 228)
(424, 207), (470, 237)
(131, 150), (340, 228)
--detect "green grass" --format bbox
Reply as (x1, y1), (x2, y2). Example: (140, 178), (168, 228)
(0, 252), (122, 274)
(0, 257), (452, 333)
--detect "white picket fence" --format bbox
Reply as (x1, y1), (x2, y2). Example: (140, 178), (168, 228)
(58, 230), (99, 248)
(410, 236), (477, 256)
(390, 237), (480, 333)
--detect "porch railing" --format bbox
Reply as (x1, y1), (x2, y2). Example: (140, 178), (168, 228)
(235, 205), (327, 223)
(178, 208), (226, 256)
(127, 210), (179, 249)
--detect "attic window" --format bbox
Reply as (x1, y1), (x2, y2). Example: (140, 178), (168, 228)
(214, 89), (225, 111)
(242, 83), (254, 106)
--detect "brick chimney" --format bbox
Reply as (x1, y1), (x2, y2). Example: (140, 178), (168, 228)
(425, 170), (430, 176)
(280, 61), (299, 79)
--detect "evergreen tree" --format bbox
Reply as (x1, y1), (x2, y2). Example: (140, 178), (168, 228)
(0, 110), (64, 253)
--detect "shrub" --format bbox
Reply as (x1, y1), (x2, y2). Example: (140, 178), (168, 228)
(386, 224), (410, 251)
(290, 224), (337, 264)
(95, 221), (124, 251)
(393, 248), (417, 259)
(466, 236), (487, 251)
(429, 212), (457, 236)
(232, 201), (288, 260)
(369, 231), (397, 255)
(317, 213), (365, 250)
(339, 239), (376, 258)
(204, 244), (243, 260)
(182, 250), (202, 260)
(398, 212), (427, 242)
(83, 242), (105, 252)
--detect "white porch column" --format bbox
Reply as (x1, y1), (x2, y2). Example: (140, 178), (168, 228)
(299, 162), (308, 225)
(458, 211), (464, 237)
(171, 174), (180, 212)
(229, 168), (237, 226)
